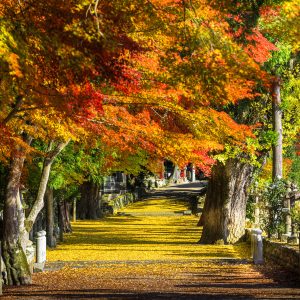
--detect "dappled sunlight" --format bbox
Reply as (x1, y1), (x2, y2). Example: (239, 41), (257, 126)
(121, 197), (189, 212)
(47, 197), (250, 262)
(4, 191), (299, 300)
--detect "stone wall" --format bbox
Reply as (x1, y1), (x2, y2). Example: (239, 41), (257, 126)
(100, 178), (169, 216)
(100, 192), (138, 216)
(263, 239), (300, 275)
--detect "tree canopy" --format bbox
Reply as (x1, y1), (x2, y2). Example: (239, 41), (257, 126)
(0, 0), (299, 285)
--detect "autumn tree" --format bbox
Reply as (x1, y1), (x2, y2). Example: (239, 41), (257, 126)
(0, 0), (152, 284)
(1, 0), (296, 284)
(0, 0), (216, 284)
(199, 0), (300, 244)
(198, 1), (280, 244)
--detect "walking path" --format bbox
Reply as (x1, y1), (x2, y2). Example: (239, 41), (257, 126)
(3, 182), (300, 299)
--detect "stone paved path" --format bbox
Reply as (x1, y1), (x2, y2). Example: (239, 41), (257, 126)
(3, 182), (300, 299)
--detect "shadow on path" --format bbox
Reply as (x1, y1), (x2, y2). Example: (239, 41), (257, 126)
(3, 181), (300, 299)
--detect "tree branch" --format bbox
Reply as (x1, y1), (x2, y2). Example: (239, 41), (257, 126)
(2, 95), (24, 125)
(25, 139), (70, 231)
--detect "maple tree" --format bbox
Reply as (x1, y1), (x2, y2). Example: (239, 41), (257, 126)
(1, 0), (297, 285)
(0, 0), (149, 284)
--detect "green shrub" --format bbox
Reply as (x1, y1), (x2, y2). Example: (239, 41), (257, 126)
(259, 178), (287, 238)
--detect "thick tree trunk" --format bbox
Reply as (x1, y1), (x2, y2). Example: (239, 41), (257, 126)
(45, 187), (56, 248)
(2, 154), (31, 285)
(59, 200), (72, 233)
(197, 213), (204, 227)
(2, 139), (68, 285)
(17, 189), (29, 253)
(78, 182), (100, 219)
(199, 159), (254, 244)
(171, 165), (180, 182)
(272, 77), (283, 180)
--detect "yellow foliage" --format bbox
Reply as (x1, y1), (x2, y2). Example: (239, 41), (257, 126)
(282, 0), (300, 52)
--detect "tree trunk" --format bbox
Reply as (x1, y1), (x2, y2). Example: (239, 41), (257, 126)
(2, 139), (68, 285)
(197, 213), (204, 227)
(272, 77), (283, 180)
(78, 182), (100, 219)
(59, 200), (72, 233)
(72, 198), (77, 222)
(172, 165), (180, 182)
(199, 159), (254, 244)
(2, 153), (31, 285)
(57, 200), (64, 242)
(25, 140), (70, 232)
(45, 187), (56, 248)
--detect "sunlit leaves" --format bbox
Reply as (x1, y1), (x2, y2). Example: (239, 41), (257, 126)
(1, 0), (294, 175)
(260, 0), (300, 53)
(0, 22), (22, 78)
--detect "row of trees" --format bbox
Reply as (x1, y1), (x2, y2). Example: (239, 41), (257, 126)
(0, 0), (299, 285)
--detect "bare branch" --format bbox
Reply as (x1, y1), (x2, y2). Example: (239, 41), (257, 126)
(86, 0), (104, 37)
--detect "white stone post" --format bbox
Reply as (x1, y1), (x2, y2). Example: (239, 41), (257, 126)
(251, 229), (263, 264)
(191, 165), (196, 182)
(36, 230), (47, 263)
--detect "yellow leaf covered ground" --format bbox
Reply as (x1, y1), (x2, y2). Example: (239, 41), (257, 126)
(3, 185), (300, 299)
(47, 196), (250, 262)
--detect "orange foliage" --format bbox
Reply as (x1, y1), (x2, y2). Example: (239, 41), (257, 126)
(244, 29), (278, 64)
(0, 0), (280, 174)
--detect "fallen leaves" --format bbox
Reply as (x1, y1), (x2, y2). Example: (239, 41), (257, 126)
(47, 197), (249, 262)
(3, 194), (300, 299)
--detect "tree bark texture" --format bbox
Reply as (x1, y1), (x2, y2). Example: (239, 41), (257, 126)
(59, 200), (72, 233)
(78, 182), (100, 219)
(171, 165), (180, 182)
(199, 159), (254, 244)
(197, 212), (204, 227)
(2, 154), (31, 285)
(3, 139), (68, 285)
(45, 187), (56, 248)
(272, 77), (283, 180)
(57, 200), (64, 242)
(72, 199), (77, 222)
